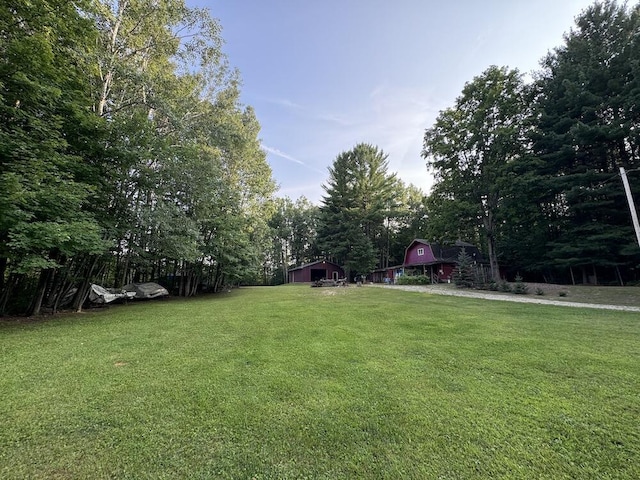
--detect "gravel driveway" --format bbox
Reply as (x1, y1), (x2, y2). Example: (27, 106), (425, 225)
(373, 284), (640, 312)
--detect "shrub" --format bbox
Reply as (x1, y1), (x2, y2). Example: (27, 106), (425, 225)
(512, 275), (529, 294)
(396, 274), (430, 285)
(452, 248), (476, 288)
(558, 291), (568, 297)
(535, 287), (545, 296)
(498, 280), (512, 293)
(477, 281), (497, 291)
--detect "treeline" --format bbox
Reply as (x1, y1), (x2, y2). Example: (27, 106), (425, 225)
(1, 0), (275, 315)
(271, 1), (640, 285)
(268, 144), (428, 281)
(3, 1), (640, 316)
(424, 0), (640, 285)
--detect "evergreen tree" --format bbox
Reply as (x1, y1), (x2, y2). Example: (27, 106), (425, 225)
(318, 143), (398, 279)
(452, 248), (476, 289)
(530, 0), (640, 283)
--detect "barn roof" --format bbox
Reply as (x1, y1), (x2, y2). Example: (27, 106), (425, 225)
(404, 239), (485, 266)
(431, 242), (482, 263)
(287, 260), (342, 272)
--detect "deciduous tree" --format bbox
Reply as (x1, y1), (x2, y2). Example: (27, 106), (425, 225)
(423, 66), (531, 282)
(0, 0), (106, 314)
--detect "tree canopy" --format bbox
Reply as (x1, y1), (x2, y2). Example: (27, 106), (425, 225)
(317, 143), (399, 279)
(423, 66), (530, 282)
(526, 0), (640, 283)
(423, 0), (640, 285)
(4, 0), (640, 316)
(0, 0), (275, 315)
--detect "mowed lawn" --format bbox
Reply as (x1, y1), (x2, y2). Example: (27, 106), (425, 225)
(1, 285), (638, 479)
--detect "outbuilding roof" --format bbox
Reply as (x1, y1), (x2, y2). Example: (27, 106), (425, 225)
(287, 260), (342, 272)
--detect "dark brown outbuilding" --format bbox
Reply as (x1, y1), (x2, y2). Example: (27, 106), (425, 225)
(288, 260), (345, 283)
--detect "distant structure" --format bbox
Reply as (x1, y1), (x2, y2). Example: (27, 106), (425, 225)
(372, 239), (486, 284)
(401, 239), (484, 283)
(287, 240), (486, 285)
(288, 260), (345, 283)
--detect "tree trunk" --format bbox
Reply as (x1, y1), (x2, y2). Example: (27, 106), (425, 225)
(213, 262), (223, 292)
(73, 256), (99, 312)
(189, 272), (200, 296)
(483, 208), (501, 283)
(97, 0), (128, 116)
(119, 251), (131, 287)
(282, 249), (288, 284)
(49, 262), (73, 315)
(178, 262), (185, 296)
(0, 257), (6, 291)
(184, 268), (192, 297)
(486, 234), (500, 283)
(0, 274), (19, 316)
(27, 269), (52, 317)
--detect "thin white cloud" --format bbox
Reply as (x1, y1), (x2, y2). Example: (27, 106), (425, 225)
(369, 84), (386, 99)
(315, 112), (353, 126)
(262, 144), (327, 177)
(267, 96), (354, 127)
(261, 88), (441, 202)
(265, 97), (302, 110)
(262, 144), (304, 165)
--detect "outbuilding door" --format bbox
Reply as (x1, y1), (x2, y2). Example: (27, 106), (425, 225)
(310, 269), (326, 281)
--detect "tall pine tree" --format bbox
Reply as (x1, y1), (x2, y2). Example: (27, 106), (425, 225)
(530, 0), (640, 284)
(318, 144), (398, 279)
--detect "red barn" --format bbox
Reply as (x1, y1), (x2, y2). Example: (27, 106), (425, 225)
(288, 260), (345, 283)
(403, 239), (485, 283)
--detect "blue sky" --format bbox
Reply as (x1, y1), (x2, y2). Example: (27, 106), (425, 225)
(188, 0), (598, 203)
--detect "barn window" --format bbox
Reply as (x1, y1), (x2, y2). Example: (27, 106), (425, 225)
(417, 248), (424, 256)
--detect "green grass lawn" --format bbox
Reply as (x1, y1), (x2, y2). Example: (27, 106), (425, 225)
(1, 285), (639, 479)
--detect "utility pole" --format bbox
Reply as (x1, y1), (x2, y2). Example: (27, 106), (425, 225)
(619, 167), (640, 247)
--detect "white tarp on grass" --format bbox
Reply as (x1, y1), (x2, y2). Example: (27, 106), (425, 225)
(122, 282), (169, 299)
(89, 284), (133, 304)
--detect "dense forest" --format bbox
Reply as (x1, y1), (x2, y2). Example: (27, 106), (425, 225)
(1, 0), (275, 315)
(2, 0), (639, 315)
(423, 1), (640, 286)
(272, 0), (640, 286)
